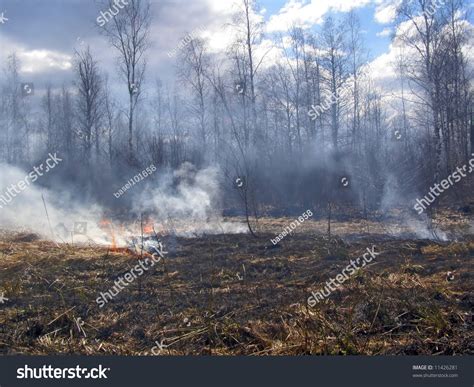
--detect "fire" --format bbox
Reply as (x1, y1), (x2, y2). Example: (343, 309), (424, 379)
(99, 218), (117, 250)
(97, 217), (160, 255)
(143, 221), (154, 234)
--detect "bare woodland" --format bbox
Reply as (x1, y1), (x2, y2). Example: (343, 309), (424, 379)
(0, 0), (472, 224)
(0, 0), (473, 356)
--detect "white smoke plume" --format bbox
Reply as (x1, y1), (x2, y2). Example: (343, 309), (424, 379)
(0, 162), (246, 245)
(134, 162), (247, 237)
(0, 163), (111, 244)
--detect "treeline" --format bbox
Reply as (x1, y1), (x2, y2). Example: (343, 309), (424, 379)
(0, 0), (472, 217)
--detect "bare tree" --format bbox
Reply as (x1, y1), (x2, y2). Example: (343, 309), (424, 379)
(321, 16), (349, 150)
(346, 11), (365, 153)
(99, 0), (152, 162)
(178, 38), (209, 153)
(74, 47), (103, 163)
(103, 74), (117, 165)
(41, 85), (55, 153)
(396, 0), (446, 181)
(229, 0), (269, 147)
(60, 85), (74, 156)
(2, 54), (30, 163)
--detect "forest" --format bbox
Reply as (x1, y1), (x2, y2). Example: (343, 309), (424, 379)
(0, 0), (472, 356)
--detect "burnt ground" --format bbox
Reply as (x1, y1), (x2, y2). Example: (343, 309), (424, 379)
(0, 214), (472, 355)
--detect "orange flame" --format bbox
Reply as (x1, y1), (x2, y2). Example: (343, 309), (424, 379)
(99, 218), (117, 250)
(143, 222), (154, 234)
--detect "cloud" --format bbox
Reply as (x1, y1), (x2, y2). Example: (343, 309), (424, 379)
(19, 50), (72, 73)
(374, 0), (401, 24)
(362, 16), (474, 132)
(0, 36), (72, 75)
(376, 27), (392, 37)
(366, 48), (398, 82)
(266, 0), (372, 33)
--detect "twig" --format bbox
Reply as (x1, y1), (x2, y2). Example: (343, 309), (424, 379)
(47, 306), (76, 326)
(41, 193), (59, 247)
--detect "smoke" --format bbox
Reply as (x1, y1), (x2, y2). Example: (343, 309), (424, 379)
(0, 163), (112, 244)
(405, 215), (448, 241)
(135, 162), (247, 236)
(379, 172), (448, 241)
(0, 162), (246, 245)
(380, 173), (403, 211)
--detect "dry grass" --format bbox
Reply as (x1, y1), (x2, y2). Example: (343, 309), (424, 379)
(0, 216), (472, 356)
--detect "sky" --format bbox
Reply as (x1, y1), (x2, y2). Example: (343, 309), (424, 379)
(258, 0), (393, 56)
(0, 0), (472, 97)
